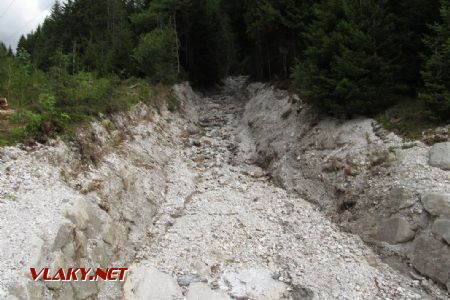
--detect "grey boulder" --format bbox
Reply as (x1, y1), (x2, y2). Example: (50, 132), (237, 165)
(429, 142), (450, 170)
(376, 217), (415, 244)
(412, 234), (450, 291)
(432, 218), (450, 244)
(422, 193), (450, 216)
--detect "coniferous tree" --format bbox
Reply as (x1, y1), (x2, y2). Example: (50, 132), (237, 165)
(387, 0), (440, 92)
(420, 1), (450, 121)
(293, 0), (402, 116)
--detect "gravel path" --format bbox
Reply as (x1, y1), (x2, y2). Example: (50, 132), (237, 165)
(0, 79), (448, 299)
(126, 80), (447, 299)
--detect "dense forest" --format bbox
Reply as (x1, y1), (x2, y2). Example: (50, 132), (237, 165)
(1, 0), (450, 144)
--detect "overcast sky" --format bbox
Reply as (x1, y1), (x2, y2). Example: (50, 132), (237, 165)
(0, 0), (59, 49)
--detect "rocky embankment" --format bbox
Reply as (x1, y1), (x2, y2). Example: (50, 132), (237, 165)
(238, 81), (450, 294)
(0, 77), (449, 299)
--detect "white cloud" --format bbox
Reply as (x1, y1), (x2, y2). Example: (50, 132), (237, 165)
(0, 0), (57, 50)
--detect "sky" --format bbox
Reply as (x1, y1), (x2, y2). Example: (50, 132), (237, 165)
(0, 0), (59, 50)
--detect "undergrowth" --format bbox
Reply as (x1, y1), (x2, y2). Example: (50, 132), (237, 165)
(376, 97), (443, 140)
(0, 76), (178, 147)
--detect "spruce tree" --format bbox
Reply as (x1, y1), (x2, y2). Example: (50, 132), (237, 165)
(293, 0), (402, 116)
(420, 1), (450, 121)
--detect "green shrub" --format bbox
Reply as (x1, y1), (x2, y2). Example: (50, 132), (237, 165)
(133, 28), (179, 84)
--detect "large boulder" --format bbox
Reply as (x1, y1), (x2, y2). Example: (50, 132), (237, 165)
(123, 265), (183, 300)
(432, 218), (450, 244)
(429, 142), (450, 170)
(376, 217), (415, 244)
(422, 193), (450, 216)
(412, 234), (450, 291)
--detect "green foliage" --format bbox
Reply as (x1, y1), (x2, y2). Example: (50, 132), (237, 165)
(420, 1), (450, 121)
(21, 0), (136, 75)
(293, 0), (403, 116)
(134, 28), (179, 83)
(228, 0), (314, 80)
(4, 0), (450, 132)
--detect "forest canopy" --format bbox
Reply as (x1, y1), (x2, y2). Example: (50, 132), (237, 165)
(1, 0), (450, 133)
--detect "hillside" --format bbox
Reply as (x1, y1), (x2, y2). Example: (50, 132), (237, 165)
(0, 78), (448, 299)
(1, 0), (450, 299)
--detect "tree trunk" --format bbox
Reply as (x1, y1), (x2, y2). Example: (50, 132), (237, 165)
(173, 12), (181, 74)
(7, 61), (12, 98)
(72, 41), (77, 74)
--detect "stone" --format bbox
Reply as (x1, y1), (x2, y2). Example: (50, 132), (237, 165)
(376, 217), (415, 244)
(64, 200), (90, 230)
(421, 193), (450, 216)
(219, 268), (288, 300)
(74, 229), (88, 258)
(177, 273), (205, 287)
(186, 283), (231, 300)
(344, 164), (359, 176)
(71, 281), (99, 299)
(432, 218), (450, 244)
(429, 142), (450, 170)
(390, 187), (416, 210)
(187, 124), (199, 135)
(412, 234), (450, 288)
(53, 223), (75, 250)
(192, 140), (201, 147)
(124, 265), (182, 300)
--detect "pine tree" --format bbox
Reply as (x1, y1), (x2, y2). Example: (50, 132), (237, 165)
(420, 1), (450, 120)
(293, 0), (402, 116)
(387, 0), (440, 92)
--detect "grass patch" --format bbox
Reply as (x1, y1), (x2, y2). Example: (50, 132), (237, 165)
(376, 97), (443, 141)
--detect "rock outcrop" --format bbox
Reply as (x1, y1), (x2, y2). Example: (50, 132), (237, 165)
(238, 80), (450, 294)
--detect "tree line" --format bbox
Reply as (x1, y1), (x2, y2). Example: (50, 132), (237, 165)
(3, 0), (450, 121)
